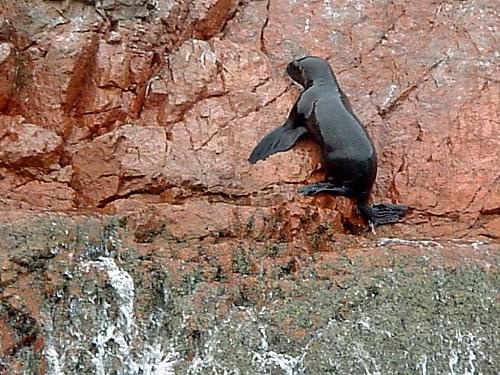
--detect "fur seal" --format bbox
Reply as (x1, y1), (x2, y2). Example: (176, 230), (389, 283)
(249, 56), (407, 227)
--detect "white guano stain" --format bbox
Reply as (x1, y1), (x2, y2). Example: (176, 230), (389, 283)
(418, 354), (428, 375)
(354, 342), (381, 375)
(304, 18), (310, 32)
(377, 237), (444, 249)
(71, 257), (180, 374)
(43, 315), (65, 375)
(83, 257), (136, 374)
(382, 84), (398, 107)
(323, 0), (333, 17)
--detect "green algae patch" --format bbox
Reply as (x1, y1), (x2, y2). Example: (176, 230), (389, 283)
(0, 214), (498, 374)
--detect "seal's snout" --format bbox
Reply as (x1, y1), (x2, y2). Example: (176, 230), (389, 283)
(286, 61), (299, 76)
(286, 60), (304, 85)
(287, 56), (338, 89)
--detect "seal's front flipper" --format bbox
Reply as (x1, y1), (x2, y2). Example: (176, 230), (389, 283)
(249, 124), (307, 164)
(298, 182), (353, 197)
(359, 203), (408, 226)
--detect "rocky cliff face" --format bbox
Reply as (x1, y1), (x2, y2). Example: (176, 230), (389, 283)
(0, 0), (498, 373)
(0, 0), (498, 237)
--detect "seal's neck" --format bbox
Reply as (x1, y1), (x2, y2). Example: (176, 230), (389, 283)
(303, 71), (341, 91)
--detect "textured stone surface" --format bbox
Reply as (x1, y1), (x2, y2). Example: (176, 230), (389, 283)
(0, 0), (497, 237)
(0, 0), (499, 373)
(0, 42), (16, 112)
(71, 124), (168, 206)
(0, 116), (62, 167)
(0, 214), (498, 374)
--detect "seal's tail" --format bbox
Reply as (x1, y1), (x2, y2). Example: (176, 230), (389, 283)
(358, 203), (409, 226)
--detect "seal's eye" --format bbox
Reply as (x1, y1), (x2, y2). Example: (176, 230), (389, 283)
(286, 60), (307, 86)
(287, 61), (298, 73)
(291, 62), (302, 73)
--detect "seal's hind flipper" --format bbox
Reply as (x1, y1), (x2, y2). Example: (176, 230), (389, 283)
(248, 124), (307, 164)
(298, 182), (353, 197)
(359, 203), (409, 226)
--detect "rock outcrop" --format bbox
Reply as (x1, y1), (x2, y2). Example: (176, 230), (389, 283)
(0, 0), (498, 373)
(0, 0), (497, 237)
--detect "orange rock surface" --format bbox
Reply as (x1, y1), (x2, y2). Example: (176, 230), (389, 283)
(0, 0), (498, 238)
(0, 1), (498, 371)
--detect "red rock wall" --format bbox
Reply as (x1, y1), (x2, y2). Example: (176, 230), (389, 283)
(0, 0), (498, 238)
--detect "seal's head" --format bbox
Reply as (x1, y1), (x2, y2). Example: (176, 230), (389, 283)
(286, 56), (338, 88)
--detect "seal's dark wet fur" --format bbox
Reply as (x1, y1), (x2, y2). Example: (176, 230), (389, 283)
(249, 56), (407, 227)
